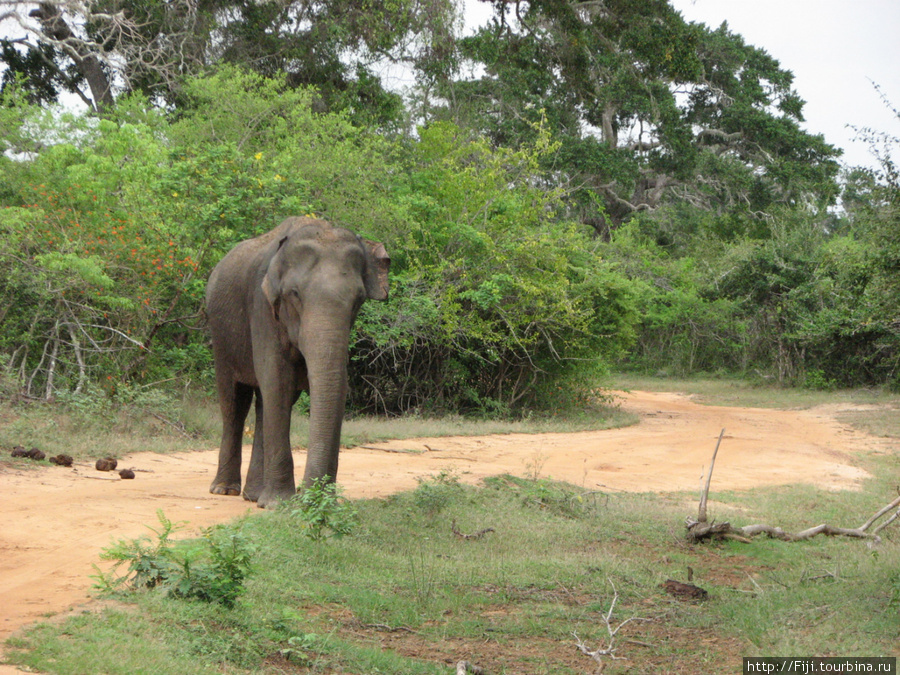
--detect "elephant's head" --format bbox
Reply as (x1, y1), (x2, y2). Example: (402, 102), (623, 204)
(260, 217), (389, 483)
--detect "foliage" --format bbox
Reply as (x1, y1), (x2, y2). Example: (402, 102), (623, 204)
(433, 0), (841, 232)
(351, 120), (639, 414)
(605, 211), (747, 377)
(285, 477), (359, 541)
(612, 174), (900, 387)
(96, 510), (254, 609)
(410, 470), (466, 516)
(0, 0), (456, 121)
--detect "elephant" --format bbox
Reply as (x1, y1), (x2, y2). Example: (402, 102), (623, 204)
(205, 216), (390, 508)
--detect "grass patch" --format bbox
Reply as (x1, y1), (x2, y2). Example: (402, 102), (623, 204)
(614, 374), (900, 421)
(337, 404), (637, 447)
(6, 465), (899, 673)
(0, 391), (635, 465)
(0, 392), (218, 462)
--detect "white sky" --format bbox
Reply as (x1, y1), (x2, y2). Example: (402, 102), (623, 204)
(670, 0), (900, 170)
(464, 0), (900, 170)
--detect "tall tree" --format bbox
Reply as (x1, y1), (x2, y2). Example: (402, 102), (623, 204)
(0, 0), (456, 117)
(432, 0), (841, 234)
(0, 0), (209, 110)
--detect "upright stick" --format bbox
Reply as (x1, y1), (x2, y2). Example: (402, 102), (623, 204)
(698, 428), (725, 524)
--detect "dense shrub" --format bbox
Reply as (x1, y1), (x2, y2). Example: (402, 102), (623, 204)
(350, 121), (638, 414)
(0, 69), (639, 414)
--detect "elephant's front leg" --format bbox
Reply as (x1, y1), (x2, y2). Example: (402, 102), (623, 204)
(210, 380), (254, 496)
(255, 378), (299, 509)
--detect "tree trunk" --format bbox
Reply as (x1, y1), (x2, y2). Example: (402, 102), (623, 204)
(30, 2), (115, 111)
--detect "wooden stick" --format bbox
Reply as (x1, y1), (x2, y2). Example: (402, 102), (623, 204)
(358, 445), (421, 454)
(698, 429), (725, 524)
(858, 494), (900, 531)
(451, 519), (495, 540)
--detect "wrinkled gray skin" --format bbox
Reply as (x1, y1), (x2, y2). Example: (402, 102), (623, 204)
(206, 217), (390, 508)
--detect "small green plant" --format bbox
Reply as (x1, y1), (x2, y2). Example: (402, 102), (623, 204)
(287, 477), (358, 542)
(803, 368), (837, 391)
(485, 474), (604, 519)
(278, 633), (322, 666)
(411, 470), (464, 516)
(95, 509), (184, 591)
(166, 524), (256, 609)
(94, 510), (254, 608)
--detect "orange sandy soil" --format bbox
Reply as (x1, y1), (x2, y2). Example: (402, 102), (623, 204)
(0, 390), (895, 671)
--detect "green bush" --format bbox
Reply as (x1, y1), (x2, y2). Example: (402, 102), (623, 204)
(351, 121), (639, 415)
(95, 511), (254, 609)
(285, 478), (359, 542)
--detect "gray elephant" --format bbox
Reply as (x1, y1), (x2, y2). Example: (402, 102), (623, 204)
(206, 216), (390, 508)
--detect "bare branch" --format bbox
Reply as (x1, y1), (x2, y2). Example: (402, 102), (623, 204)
(451, 519), (495, 540)
(573, 579), (651, 669)
(2, 0), (206, 105)
(687, 435), (900, 545)
(698, 428), (725, 524)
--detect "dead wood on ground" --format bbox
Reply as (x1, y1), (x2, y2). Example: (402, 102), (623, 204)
(451, 519), (495, 540)
(687, 428), (900, 545)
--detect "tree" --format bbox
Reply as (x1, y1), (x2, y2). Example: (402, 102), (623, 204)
(351, 120), (639, 414)
(0, 0), (209, 110)
(431, 0), (841, 234)
(0, 0), (456, 120)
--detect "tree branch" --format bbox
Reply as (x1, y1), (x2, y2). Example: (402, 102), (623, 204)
(687, 434), (900, 545)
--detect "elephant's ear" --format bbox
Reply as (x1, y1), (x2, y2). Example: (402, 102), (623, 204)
(363, 240), (390, 301)
(262, 236), (289, 320)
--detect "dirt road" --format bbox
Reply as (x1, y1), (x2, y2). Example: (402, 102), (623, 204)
(1, 390), (894, 656)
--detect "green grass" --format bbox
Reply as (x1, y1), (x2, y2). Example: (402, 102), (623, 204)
(0, 392), (219, 460)
(615, 373), (900, 412)
(6, 465), (900, 674)
(4, 378), (900, 673)
(0, 391), (635, 465)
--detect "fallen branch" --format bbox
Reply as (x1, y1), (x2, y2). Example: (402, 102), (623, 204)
(455, 661), (485, 675)
(362, 623), (418, 634)
(687, 433), (900, 544)
(573, 578), (651, 669)
(451, 519), (495, 540)
(142, 409), (198, 439)
(358, 445), (421, 454)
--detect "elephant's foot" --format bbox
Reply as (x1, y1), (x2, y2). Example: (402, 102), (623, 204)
(210, 481), (242, 497)
(256, 484), (297, 509)
(242, 474), (264, 503)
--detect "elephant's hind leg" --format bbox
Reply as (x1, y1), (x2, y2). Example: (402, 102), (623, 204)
(210, 380), (253, 496)
(242, 390), (265, 502)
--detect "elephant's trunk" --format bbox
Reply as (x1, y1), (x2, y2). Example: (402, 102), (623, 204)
(300, 327), (351, 487)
